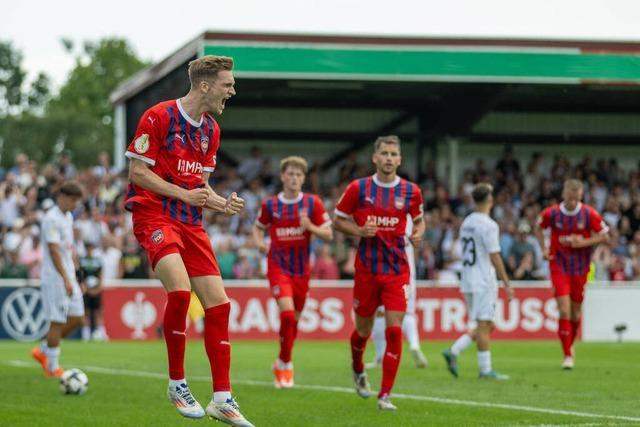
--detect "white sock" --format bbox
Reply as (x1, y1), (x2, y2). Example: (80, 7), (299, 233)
(372, 315), (386, 363)
(276, 359), (293, 370)
(451, 334), (473, 356)
(169, 378), (186, 389)
(45, 346), (60, 371)
(477, 351), (492, 374)
(40, 340), (48, 352)
(213, 391), (232, 403)
(82, 326), (91, 341)
(402, 313), (421, 350)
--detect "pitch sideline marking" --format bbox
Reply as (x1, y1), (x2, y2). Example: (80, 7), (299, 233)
(7, 360), (640, 423)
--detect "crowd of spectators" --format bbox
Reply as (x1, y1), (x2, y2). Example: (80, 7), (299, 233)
(1, 145), (639, 284)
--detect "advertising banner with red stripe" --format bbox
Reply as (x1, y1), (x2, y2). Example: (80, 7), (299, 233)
(102, 283), (560, 340)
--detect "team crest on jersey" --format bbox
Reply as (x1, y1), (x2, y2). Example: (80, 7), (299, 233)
(200, 136), (209, 152)
(134, 134), (150, 154)
(577, 219), (585, 230)
(394, 197), (405, 210)
(151, 229), (164, 245)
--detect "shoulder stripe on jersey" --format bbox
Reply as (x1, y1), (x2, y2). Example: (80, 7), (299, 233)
(404, 180), (413, 208)
(358, 179), (366, 206)
(266, 198), (273, 222)
(166, 106), (177, 152)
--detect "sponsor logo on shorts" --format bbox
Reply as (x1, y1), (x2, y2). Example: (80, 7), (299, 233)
(353, 298), (360, 308)
(272, 285), (280, 297)
(151, 229), (164, 245)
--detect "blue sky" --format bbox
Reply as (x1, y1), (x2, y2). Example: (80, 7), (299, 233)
(3, 0), (640, 88)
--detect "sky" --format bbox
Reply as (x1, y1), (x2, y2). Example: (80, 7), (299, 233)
(4, 0), (640, 88)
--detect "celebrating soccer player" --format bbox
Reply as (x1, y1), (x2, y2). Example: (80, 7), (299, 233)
(442, 183), (514, 380)
(534, 179), (609, 369)
(31, 182), (85, 378)
(124, 56), (253, 426)
(252, 156), (332, 389)
(334, 135), (425, 411)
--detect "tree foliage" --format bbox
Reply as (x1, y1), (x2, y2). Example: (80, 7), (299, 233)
(0, 38), (147, 168)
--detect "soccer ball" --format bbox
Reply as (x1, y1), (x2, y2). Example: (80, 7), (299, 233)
(59, 368), (89, 395)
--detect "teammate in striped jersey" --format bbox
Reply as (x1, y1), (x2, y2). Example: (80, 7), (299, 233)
(534, 179), (609, 370)
(334, 135), (425, 411)
(125, 56), (253, 426)
(253, 156), (332, 389)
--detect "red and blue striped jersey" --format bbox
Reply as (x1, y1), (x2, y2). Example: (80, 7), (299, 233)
(124, 99), (219, 226)
(335, 175), (424, 275)
(256, 192), (331, 277)
(538, 202), (609, 276)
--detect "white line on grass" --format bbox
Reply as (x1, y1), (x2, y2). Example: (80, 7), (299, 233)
(7, 360), (640, 423)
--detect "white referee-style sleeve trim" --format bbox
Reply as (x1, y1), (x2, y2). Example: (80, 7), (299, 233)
(125, 151), (156, 166)
(599, 224), (611, 234)
(320, 220), (333, 228)
(334, 209), (350, 219)
(203, 166), (215, 172)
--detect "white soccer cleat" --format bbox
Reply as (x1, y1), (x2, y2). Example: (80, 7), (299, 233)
(377, 395), (397, 411)
(353, 372), (372, 399)
(562, 356), (575, 370)
(206, 397), (255, 427)
(411, 348), (428, 368)
(167, 382), (205, 419)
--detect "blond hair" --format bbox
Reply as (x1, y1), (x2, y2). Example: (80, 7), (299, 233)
(188, 55), (234, 87)
(374, 135), (401, 152)
(563, 179), (583, 192)
(280, 156), (308, 174)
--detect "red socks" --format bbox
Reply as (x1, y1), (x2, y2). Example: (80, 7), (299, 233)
(350, 330), (369, 374)
(278, 310), (297, 363)
(558, 319), (573, 357)
(571, 320), (581, 345)
(164, 290), (191, 380)
(204, 302), (232, 392)
(379, 326), (403, 398)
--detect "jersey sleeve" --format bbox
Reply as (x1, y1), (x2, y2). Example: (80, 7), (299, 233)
(482, 222), (501, 254)
(537, 207), (552, 229)
(43, 217), (61, 244)
(125, 108), (163, 165)
(588, 207), (609, 234)
(335, 181), (359, 218)
(311, 196), (331, 227)
(255, 199), (271, 229)
(203, 118), (220, 173)
(409, 184), (424, 221)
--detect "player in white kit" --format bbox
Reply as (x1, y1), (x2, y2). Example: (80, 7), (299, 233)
(31, 182), (85, 377)
(442, 183), (513, 380)
(367, 213), (428, 369)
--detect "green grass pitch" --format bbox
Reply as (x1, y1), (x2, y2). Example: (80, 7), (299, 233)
(1, 340), (639, 426)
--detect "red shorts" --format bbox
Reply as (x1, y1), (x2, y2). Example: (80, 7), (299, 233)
(132, 209), (219, 277)
(267, 268), (310, 312)
(550, 266), (587, 303)
(353, 268), (409, 317)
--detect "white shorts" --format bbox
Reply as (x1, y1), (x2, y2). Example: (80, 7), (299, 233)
(463, 289), (498, 323)
(405, 276), (416, 315)
(41, 282), (84, 323)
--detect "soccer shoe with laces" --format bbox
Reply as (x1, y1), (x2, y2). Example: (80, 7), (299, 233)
(167, 382), (205, 419)
(31, 346), (48, 373)
(562, 356), (574, 370)
(206, 397), (254, 427)
(280, 366), (294, 389)
(377, 395), (397, 411)
(442, 349), (459, 378)
(411, 348), (428, 368)
(272, 361), (285, 388)
(353, 372), (372, 399)
(479, 370), (510, 380)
